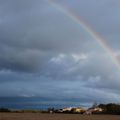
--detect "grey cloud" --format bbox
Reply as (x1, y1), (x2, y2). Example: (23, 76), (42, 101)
(0, 0), (120, 106)
(59, 0), (120, 50)
(0, 0), (99, 72)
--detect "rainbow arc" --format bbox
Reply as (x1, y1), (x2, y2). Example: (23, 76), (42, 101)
(48, 0), (120, 69)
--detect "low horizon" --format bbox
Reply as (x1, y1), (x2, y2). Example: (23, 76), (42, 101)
(0, 96), (120, 110)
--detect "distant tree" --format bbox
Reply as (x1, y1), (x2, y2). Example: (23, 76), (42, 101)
(92, 102), (98, 108)
(48, 107), (54, 113)
(98, 103), (120, 115)
(0, 107), (11, 112)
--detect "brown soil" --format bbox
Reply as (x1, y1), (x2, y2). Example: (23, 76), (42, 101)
(0, 113), (120, 120)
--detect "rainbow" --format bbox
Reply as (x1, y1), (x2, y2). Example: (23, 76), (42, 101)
(48, 0), (120, 69)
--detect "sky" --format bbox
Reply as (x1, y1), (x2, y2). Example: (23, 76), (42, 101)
(0, 0), (120, 107)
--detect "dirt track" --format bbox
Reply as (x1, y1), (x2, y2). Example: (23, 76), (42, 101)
(0, 113), (120, 120)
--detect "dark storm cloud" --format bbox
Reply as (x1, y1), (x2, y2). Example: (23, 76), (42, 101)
(0, 0), (120, 105)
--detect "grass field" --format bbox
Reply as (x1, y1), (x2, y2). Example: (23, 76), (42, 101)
(0, 113), (120, 120)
